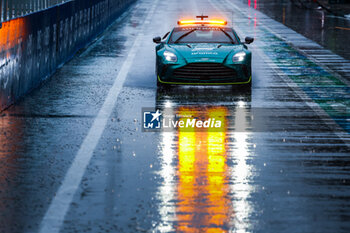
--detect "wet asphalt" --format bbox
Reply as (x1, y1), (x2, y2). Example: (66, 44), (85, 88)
(0, 0), (350, 232)
(241, 0), (350, 60)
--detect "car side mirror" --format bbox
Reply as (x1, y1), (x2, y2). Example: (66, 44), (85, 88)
(153, 36), (162, 44)
(245, 37), (254, 44)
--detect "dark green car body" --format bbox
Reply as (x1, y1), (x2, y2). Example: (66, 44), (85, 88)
(154, 25), (253, 86)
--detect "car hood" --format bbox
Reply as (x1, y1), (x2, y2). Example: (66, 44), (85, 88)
(168, 43), (244, 63)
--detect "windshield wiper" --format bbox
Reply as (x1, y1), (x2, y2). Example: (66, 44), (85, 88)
(174, 29), (197, 43)
(219, 28), (235, 44)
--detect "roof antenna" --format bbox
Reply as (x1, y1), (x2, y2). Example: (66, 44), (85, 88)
(196, 14), (208, 21)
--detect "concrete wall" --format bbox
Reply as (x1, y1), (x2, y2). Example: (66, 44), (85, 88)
(0, 0), (134, 111)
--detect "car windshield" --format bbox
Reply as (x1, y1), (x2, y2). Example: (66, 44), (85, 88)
(169, 26), (238, 44)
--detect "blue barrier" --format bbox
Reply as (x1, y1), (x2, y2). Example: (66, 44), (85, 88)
(0, 0), (135, 111)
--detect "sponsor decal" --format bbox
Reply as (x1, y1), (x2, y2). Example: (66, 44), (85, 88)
(192, 47), (215, 51)
(191, 51), (218, 55)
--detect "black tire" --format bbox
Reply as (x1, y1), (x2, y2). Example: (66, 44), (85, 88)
(245, 79), (252, 88)
(157, 77), (170, 90)
(157, 78), (163, 87)
(231, 79), (251, 91)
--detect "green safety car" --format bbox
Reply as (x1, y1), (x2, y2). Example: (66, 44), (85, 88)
(153, 16), (254, 87)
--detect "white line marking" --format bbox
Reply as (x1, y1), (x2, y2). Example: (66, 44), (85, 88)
(39, 0), (159, 232)
(221, 0), (350, 86)
(208, 0), (350, 142)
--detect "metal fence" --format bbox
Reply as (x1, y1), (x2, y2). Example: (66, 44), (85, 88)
(0, 0), (70, 22)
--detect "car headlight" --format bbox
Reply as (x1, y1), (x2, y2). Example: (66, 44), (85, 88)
(164, 51), (177, 62)
(232, 52), (246, 62)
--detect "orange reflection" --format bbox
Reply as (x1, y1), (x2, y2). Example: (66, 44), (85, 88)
(0, 18), (26, 52)
(176, 107), (233, 232)
(0, 18), (27, 107)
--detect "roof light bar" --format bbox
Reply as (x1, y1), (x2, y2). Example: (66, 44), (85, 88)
(177, 19), (227, 26)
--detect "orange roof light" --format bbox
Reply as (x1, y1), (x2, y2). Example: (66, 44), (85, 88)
(208, 20), (228, 25)
(177, 16), (227, 26)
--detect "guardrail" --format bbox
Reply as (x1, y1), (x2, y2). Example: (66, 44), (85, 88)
(0, 0), (135, 111)
(0, 0), (71, 23)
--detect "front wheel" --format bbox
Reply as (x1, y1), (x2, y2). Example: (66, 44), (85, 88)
(157, 77), (170, 90)
(244, 79), (252, 88)
(231, 80), (251, 91)
(157, 78), (163, 87)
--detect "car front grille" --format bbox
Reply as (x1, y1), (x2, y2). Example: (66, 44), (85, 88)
(173, 63), (237, 82)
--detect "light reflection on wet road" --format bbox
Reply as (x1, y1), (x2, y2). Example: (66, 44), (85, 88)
(1, 0), (350, 232)
(175, 107), (232, 232)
